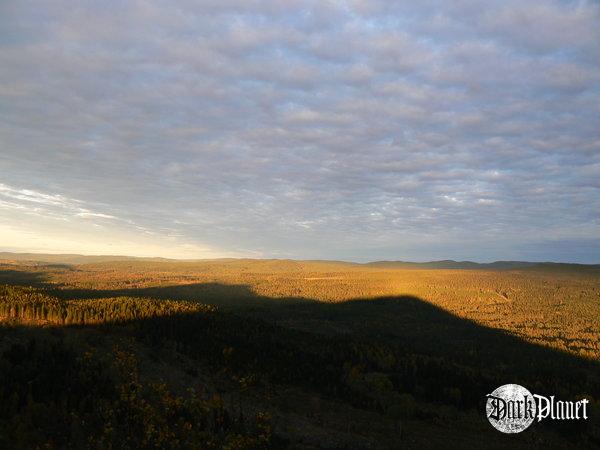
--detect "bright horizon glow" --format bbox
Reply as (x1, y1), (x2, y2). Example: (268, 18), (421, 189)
(0, 224), (250, 260)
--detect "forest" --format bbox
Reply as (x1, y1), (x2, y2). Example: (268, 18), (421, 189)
(0, 257), (599, 448)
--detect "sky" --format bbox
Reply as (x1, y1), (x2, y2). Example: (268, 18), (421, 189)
(1, 1), (599, 263)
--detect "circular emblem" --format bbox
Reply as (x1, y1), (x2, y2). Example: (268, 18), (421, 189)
(486, 384), (536, 433)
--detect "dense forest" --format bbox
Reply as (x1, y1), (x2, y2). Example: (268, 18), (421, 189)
(1, 259), (599, 448)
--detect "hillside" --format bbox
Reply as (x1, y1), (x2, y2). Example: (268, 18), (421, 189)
(0, 258), (599, 448)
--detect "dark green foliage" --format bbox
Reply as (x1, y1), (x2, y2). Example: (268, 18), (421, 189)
(0, 329), (273, 449)
(0, 285), (214, 324)
(1, 283), (599, 448)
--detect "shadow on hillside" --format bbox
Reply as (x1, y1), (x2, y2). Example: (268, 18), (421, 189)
(2, 272), (599, 398)
(0, 269), (52, 288)
(52, 282), (274, 307)
(1, 270), (599, 447)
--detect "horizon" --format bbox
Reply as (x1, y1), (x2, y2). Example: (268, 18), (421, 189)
(1, 249), (598, 266)
(2, 1), (599, 263)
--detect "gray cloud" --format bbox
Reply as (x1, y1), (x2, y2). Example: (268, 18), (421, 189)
(1, 0), (599, 262)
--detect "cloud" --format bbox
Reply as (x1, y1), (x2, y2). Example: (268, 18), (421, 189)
(0, 184), (81, 208)
(0, 0), (599, 262)
(74, 211), (117, 220)
(0, 183), (116, 222)
(0, 182), (247, 259)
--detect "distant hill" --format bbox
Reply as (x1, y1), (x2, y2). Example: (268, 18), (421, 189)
(364, 260), (535, 269)
(364, 260), (600, 270)
(0, 252), (173, 265)
(0, 252), (598, 270)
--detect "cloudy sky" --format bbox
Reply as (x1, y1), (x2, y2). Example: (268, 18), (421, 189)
(1, 1), (599, 262)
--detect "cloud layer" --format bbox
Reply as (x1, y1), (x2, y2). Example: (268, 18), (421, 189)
(1, 0), (599, 261)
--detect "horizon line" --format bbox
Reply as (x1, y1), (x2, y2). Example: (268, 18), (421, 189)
(1, 250), (598, 267)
